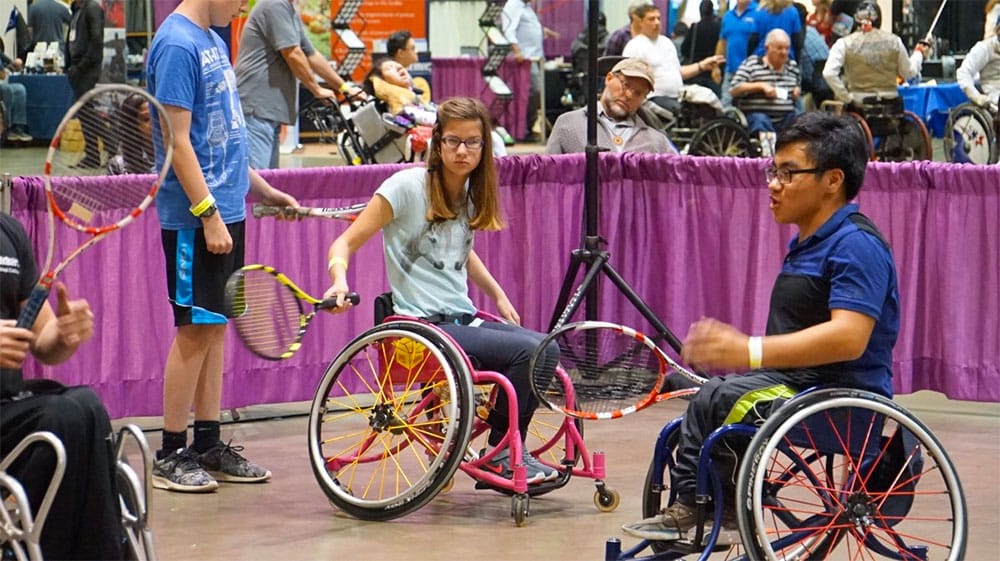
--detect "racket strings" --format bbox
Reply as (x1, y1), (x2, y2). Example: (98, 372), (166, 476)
(229, 271), (307, 358)
(539, 328), (662, 414)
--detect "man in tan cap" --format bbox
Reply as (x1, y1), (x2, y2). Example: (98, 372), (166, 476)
(546, 58), (677, 154)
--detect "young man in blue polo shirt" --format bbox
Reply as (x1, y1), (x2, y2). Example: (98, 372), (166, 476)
(623, 111), (899, 544)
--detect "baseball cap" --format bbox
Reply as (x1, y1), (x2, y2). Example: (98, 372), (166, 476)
(610, 58), (655, 91)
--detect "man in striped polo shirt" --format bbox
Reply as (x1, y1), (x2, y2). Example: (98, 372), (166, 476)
(730, 28), (801, 149)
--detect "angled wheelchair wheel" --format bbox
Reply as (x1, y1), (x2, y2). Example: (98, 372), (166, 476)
(307, 320), (476, 521)
(687, 119), (753, 157)
(847, 112), (876, 161)
(944, 102), (998, 164)
(875, 110), (932, 162)
(737, 388), (966, 561)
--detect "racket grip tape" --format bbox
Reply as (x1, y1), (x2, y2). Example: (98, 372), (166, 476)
(16, 285), (53, 329)
(318, 292), (360, 310)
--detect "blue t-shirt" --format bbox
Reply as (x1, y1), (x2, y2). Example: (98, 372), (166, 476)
(375, 167), (477, 319)
(752, 6), (802, 60)
(147, 13), (249, 230)
(720, 2), (758, 74)
(766, 204), (899, 397)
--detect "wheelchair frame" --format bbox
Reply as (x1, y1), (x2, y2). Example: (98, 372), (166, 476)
(643, 101), (755, 158)
(848, 103), (932, 163)
(943, 102), (999, 165)
(306, 315), (620, 527)
(0, 425), (156, 561)
(301, 98), (411, 166)
(608, 387), (967, 561)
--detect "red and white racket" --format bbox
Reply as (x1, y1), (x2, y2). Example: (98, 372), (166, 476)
(15, 84), (173, 328)
(252, 203), (366, 222)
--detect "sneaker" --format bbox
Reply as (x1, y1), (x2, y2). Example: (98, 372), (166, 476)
(622, 501), (698, 541)
(688, 506), (740, 546)
(152, 448), (218, 493)
(481, 447), (546, 485)
(522, 452), (560, 482)
(196, 440), (272, 483)
(8, 129), (31, 142)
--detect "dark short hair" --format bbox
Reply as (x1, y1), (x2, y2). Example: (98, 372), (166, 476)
(634, 4), (660, 20)
(386, 30), (412, 58)
(775, 112), (868, 201)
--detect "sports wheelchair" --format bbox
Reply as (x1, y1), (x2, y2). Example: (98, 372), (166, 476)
(943, 101), (999, 165)
(608, 386), (966, 560)
(1, 425), (156, 561)
(306, 296), (620, 526)
(835, 96), (933, 162)
(640, 91), (755, 158)
(301, 98), (413, 166)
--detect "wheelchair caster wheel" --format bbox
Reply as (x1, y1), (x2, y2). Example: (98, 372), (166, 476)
(440, 477), (454, 494)
(594, 487), (621, 512)
(511, 494), (530, 526)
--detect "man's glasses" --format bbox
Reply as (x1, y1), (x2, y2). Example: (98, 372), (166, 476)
(764, 165), (825, 185)
(441, 136), (484, 151)
(613, 73), (648, 98)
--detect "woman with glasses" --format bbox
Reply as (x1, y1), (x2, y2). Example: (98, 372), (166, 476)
(322, 97), (559, 485)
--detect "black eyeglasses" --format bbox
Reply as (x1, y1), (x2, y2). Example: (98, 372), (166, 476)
(441, 136), (484, 151)
(764, 165), (825, 185)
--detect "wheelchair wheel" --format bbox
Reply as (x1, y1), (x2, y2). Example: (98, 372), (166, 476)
(875, 110), (932, 162)
(307, 320), (476, 521)
(687, 119), (753, 157)
(737, 388), (966, 561)
(847, 112), (876, 161)
(944, 102), (998, 164)
(336, 131), (364, 166)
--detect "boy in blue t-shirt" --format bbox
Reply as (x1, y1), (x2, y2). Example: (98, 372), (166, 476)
(146, 0), (298, 494)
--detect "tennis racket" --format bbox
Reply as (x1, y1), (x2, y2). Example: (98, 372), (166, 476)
(529, 321), (707, 420)
(252, 203), (366, 221)
(15, 84), (173, 329)
(224, 265), (360, 360)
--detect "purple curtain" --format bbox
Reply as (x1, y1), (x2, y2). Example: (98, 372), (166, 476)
(10, 155), (1000, 418)
(431, 57), (531, 141)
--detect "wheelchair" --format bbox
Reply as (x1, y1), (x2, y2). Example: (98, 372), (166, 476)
(1, 425), (156, 561)
(608, 386), (967, 560)
(844, 96), (933, 162)
(943, 101), (998, 165)
(301, 98), (412, 166)
(641, 92), (755, 158)
(306, 297), (620, 527)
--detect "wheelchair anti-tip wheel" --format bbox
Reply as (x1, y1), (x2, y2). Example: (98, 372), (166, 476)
(737, 387), (966, 561)
(307, 320), (476, 521)
(944, 102), (998, 164)
(687, 119), (753, 158)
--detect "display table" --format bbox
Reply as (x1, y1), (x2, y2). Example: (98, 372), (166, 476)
(9, 74), (75, 141)
(899, 82), (968, 138)
(9, 156), (1000, 417)
(431, 57), (531, 141)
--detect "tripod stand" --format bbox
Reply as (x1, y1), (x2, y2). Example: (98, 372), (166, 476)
(545, 0), (686, 357)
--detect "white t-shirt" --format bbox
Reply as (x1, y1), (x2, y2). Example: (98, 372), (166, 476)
(375, 167), (477, 318)
(622, 34), (684, 99)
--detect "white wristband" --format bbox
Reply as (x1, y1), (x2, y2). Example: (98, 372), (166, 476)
(748, 336), (763, 370)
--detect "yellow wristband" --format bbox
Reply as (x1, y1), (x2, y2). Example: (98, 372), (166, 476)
(189, 194), (216, 217)
(328, 256), (349, 272)
(339, 82), (352, 94)
(748, 336), (763, 370)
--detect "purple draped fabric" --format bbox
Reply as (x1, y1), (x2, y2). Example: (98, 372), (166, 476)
(10, 155), (1000, 418)
(431, 57), (531, 141)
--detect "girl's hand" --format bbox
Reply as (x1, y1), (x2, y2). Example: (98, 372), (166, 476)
(495, 295), (520, 326)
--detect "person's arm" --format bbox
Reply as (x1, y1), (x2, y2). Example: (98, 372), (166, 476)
(681, 55), (725, 80)
(502, 1), (525, 61)
(28, 283), (94, 365)
(792, 29), (804, 61)
(730, 79), (777, 98)
(823, 38), (849, 102)
(467, 249), (520, 325)
(279, 45), (335, 100)
(307, 51), (365, 99)
(956, 43), (990, 106)
(248, 168), (298, 209)
(80, 2), (104, 69)
(681, 309), (875, 371)
(323, 194), (394, 310)
(161, 104), (232, 254)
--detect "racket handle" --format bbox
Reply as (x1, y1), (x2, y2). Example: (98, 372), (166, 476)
(318, 292), (361, 310)
(16, 285), (52, 329)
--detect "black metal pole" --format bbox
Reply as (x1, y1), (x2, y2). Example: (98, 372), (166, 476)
(584, 0), (600, 246)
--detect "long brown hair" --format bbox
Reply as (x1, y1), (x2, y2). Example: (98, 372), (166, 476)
(424, 97), (504, 231)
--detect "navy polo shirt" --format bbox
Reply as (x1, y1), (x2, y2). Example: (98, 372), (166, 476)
(766, 204), (899, 397)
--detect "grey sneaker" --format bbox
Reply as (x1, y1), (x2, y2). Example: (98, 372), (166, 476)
(152, 448), (218, 493)
(482, 447), (546, 485)
(196, 440), (271, 483)
(522, 452), (560, 482)
(622, 502), (698, 541)
(687, 506), (739, 546)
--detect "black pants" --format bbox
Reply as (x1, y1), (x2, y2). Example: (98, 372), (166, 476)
(669, 370), (815, 504)
(1, 381), (124, 560)
(68, 67), (103, 166)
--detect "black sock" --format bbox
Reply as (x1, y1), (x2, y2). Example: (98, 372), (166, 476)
(159, 430), (187, 460)
(191, 420), (220, 453)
